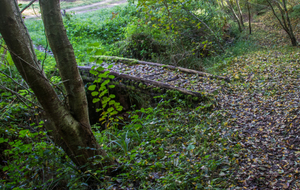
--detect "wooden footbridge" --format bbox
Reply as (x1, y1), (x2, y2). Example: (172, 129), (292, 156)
(78, 56), (229, 98)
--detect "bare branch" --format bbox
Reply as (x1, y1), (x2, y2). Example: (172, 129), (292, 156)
(0, 70), (34, 94)
(0, 44), (66, 98)
(181, 3), (225, 53)
(0, 85), (43, 109)
(21, 0), (37, 13)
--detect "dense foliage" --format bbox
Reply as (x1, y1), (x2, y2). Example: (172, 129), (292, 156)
(1, 0), (300, 189)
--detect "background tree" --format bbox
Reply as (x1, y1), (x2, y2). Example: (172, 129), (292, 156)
(0, 0), (113, 170)
(236, 0), (245, 27)
(266, 0), (297, 46)
(226, 0), (244, 32)
(246, 0), (252, 34)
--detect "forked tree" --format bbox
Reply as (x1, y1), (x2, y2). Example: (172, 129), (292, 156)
(266, 0), (298, 46)
(225, 0), (244, 32)
(0, 0), (113, 170)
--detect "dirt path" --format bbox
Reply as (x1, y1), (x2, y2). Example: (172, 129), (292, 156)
(66, 0), (127, 12)
(24, 0), (127, 19)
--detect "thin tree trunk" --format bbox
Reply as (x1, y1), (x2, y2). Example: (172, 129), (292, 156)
(246, 0), (252, 34)
(220, 0), (225, 8)
(0, 0), (113, 170)
(236, 0), (244, 27)
(39, 0), (90, 129)
(266, 0), (298, 46)
(226, 0), (243, 32)
(282, 0), (297, 46)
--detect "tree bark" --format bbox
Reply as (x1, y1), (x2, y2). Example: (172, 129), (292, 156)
(0, 0), (112, 170)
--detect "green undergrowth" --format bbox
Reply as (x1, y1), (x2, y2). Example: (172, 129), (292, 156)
(90, 95), (240, 189)
(25, 4), (132, 64)
(4, 1), (300, 189)
(0, 90), (240, 189)
(203, 31), (260, 76)
(25, 2), (234, 70)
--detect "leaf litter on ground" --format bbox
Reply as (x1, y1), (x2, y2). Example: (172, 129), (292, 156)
(217, 47), (300, 188)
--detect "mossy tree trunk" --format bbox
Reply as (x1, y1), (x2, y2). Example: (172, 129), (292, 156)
(0, 0), (113, 170)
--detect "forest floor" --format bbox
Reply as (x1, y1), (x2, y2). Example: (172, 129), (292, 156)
(5, 2), (300, 189)
(75, 13), (300, 188)
(215, 13), (300, 189)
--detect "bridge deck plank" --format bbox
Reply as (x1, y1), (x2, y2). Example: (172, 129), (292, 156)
(79, 58), (228, 97)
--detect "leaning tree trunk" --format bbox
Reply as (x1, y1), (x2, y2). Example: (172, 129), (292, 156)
(0, 0), (113, 170)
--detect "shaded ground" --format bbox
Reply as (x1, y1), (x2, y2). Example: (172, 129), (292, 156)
(219, 49), (300, 189)
(216, 15), (300, 189)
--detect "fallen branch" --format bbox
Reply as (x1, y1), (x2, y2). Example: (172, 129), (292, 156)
(21, 0), (37, 13)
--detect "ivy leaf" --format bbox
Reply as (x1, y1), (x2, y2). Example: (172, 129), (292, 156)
(88, 85), (96, 91)
(88, 42), (100, 47)
(89, 57), (96, 62)
(91, 92), (99, 96)
(0, 138), (8, 143)
(96, 59), (103, 64)
(101, 80), (110, 86)
(89, 70), (98, 75)
(3, 166), (9, 171)
(92, 98), (100, 103)
(95, 49), (105, 56)
(87, 48), (93, 54)
(96, 67), (105, 72)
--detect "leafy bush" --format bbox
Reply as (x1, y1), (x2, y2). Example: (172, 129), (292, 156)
(117, 0), (229, 69)
(291, 4), (300, 18)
